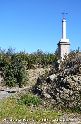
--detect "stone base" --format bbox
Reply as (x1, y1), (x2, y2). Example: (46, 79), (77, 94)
(58, 39), (70, 60)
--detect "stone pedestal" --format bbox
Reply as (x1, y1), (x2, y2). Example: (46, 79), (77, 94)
(58, 39), (70, 60)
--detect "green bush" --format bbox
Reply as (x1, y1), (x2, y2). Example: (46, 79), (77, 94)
(0, 49), (28, 87)
(18, 94), (42, 106)
(0, 48), (57, 87)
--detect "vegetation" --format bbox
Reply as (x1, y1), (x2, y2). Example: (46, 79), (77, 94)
(0, 48), (57, 87)
(18, 93), (42, 106)
(1, 50), (81, 123)
(0, 96), (61, 122)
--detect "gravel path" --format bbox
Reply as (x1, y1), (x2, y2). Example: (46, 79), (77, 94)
(58, 113), (81, 124)
(0, 90), (13, 99)
(0, 86), (31, 100)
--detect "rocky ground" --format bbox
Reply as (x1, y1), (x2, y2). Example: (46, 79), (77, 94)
(27, 66), (51, 86)
(32, 52), (81, 109)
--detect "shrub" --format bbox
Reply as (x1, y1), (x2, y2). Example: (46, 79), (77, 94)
(0, 48), (57, 87)
(0, 49), (28, 87)
(18, 94), (42, 106)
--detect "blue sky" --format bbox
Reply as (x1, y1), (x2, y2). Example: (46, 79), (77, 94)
(0, 0), (81, 53)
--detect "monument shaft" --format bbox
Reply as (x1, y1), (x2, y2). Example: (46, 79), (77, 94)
(62, 19), (66, 39)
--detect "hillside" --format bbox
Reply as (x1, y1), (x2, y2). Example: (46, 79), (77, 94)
(32, 51), (81, 110)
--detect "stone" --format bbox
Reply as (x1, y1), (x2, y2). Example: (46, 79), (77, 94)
(79, 67), (81, 73)
(48, 74), (57, 81)
(43, 93), (51, 98)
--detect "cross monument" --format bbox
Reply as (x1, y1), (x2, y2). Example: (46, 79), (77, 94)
(57, 13), (70, 60)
